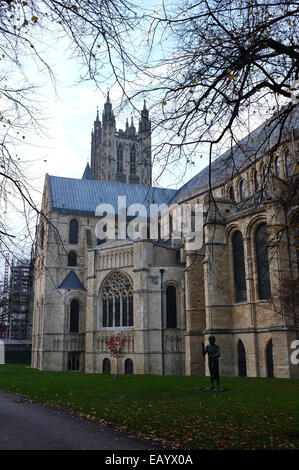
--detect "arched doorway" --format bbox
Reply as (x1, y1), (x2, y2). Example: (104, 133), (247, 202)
(125, 358), (133, 375)
(237, 339), (247, 377)
(103, 358), (111, 374)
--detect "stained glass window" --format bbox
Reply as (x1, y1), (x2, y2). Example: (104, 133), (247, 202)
(166, 285), (177, 328)
(70, 299), (79, 333)
(69, 219), (78, 244)
(101, 271), (134, 327)
(255, 223), (271, 300)
(232, 231), (247, 302)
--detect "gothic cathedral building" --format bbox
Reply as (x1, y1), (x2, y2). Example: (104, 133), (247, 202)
(31, 96), (299, 379)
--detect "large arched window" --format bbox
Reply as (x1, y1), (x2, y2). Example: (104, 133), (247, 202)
(68, 251), (77, 267)
(238, 339), (247, 377)
(232, 231), (247, 302)
(101, 271), (133, 327)
(117, 144), (123, 173)
(255, 223), (271, 300)
(70, 299), (80, 333)
(69, 219), (78, 244)
(130, 145), (136, 175)
(166, 285), (177, 328)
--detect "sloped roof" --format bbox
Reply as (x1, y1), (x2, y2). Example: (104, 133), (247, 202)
(93, 238), (133, 250)
(48, 176), (176, 216)
(58, 270), (85, 290)
(170, 107), (299, 204)
(82, 163), (93, 180)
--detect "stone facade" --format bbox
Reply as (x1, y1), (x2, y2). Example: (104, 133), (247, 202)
(31, 106), (299, 379)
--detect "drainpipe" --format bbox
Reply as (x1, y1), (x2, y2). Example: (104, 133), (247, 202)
(160, 268), (165, 376)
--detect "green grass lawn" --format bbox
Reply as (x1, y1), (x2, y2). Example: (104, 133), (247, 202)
(0, 364), (298, 450)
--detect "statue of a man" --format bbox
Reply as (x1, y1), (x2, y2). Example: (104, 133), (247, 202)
(202, 335), (220, 390)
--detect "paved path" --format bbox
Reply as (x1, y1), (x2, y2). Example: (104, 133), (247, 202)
(0, 390), (166, 450)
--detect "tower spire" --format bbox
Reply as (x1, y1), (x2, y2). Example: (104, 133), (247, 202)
(140, 99), (151, 133)
(102, 90), (115, 126)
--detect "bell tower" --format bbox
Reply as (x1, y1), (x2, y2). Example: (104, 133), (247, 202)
(88, 94), (152, 185)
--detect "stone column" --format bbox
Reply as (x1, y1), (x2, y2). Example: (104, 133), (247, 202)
(85, 250), (96, 373)
(133, 241), (154, 374)
(202, 198), (234, 376)
(184, 251), (205, 375)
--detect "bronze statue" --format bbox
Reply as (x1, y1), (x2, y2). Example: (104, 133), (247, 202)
(202, 335), (220, 390)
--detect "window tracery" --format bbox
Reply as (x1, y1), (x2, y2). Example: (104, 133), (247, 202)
(101, 271), (134, 327)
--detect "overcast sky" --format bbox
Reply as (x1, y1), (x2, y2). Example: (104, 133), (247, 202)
(0, 0), (279, 278)
(0, 10), (209, 279)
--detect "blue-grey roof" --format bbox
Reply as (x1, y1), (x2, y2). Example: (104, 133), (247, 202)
(48, 176), (176, 216)
(171, 107), (299, 204)
(82, 163), (93, 180)
(58, 270), (85, 290)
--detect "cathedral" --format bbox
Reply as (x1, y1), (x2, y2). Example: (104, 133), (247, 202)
(31, 95), (299, 378)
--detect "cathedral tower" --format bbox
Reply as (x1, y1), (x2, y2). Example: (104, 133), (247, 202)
(89, 94), (152, 185)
